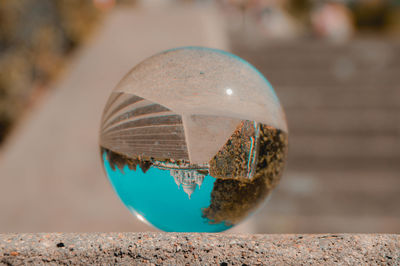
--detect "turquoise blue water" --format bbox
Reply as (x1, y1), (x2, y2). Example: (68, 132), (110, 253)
(102, 153), (231, 232)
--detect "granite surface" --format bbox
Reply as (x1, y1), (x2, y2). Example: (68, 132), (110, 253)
(0, 233), (398, 265)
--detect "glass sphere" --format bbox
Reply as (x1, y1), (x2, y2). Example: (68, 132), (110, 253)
(99, 47), (288, 232)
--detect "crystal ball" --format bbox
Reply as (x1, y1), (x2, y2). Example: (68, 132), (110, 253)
(99, 47), (288, 232)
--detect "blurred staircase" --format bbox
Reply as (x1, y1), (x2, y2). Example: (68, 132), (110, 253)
(232, 37), (400, 233)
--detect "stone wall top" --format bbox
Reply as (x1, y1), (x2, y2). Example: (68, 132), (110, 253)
(1, 233), (399, 265)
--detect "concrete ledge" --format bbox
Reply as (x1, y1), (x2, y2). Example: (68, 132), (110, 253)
(0, 233), (399, 265)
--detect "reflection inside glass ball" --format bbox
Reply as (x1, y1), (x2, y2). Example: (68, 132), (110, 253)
(99, 47), (288, 232)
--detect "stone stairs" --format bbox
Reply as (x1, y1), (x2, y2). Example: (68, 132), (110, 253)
(232, 37), (400, 233)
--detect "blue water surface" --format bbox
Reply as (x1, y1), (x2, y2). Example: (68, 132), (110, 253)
(103, 153), (231, 232)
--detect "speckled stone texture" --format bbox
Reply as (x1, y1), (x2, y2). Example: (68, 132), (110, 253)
(0, 233), (398, 265)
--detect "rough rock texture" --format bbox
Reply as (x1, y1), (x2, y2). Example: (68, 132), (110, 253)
(0, 233), (398, 265)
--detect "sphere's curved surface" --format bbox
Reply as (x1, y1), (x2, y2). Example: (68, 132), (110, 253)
(99, 47), (288, 232)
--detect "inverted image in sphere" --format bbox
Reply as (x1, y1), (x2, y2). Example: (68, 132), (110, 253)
(99, 47), (288, 232)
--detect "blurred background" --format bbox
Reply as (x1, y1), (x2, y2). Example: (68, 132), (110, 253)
(0, 0), (399, 233)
